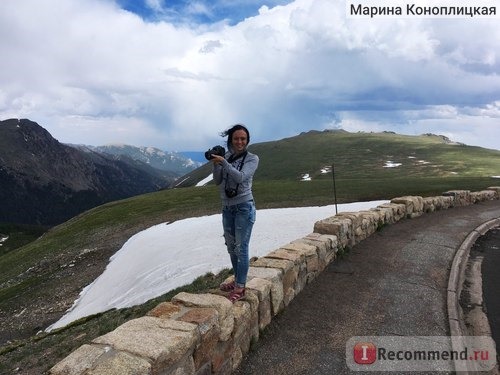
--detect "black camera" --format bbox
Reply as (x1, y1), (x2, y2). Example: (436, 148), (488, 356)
(225, 188), (238, 198)
(204, 145), (226, 160)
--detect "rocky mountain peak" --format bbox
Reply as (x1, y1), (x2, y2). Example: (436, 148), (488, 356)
(0, 119), (177, 225)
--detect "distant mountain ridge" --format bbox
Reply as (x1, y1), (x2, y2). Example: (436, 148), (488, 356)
(177, 151), (206, 163)
(0, 119), (180, 225)
(2, 119), (499, 226)
(71, 144), (202, 176)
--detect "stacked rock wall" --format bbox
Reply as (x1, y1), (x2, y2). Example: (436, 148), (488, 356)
(50, 187), (500, 375)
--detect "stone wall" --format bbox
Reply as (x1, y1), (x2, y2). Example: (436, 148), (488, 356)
(50, 187), (500, 375)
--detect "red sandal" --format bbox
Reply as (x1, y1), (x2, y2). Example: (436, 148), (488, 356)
(219, 280), (236, 292)
(228, 287), (245, 303)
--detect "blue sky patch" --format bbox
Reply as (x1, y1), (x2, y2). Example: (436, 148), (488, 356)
(115, 0), (293, 25)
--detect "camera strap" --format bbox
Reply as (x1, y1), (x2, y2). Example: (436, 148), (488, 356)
(227, 151), (247, 164)
(225, 151), (248, 192)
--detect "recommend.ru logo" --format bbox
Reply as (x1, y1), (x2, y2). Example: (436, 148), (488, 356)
(346, 336), (496, 372)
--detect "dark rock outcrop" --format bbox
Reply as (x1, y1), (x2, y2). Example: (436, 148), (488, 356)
(0, 119), (174, 225)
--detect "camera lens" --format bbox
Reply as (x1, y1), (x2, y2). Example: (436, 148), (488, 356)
(204, 150), (214, 160)
(204, 145), (226, 161)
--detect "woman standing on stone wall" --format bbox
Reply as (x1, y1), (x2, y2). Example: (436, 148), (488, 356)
(210, 124), (259, 303)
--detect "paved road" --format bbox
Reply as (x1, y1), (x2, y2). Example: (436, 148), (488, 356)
(234, 199), (500, 375)
(471, 226), (500, 359)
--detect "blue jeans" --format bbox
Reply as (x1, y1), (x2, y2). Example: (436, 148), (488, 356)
(222, 200), (256, 287)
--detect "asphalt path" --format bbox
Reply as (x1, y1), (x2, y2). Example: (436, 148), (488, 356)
(234, 199), (500, 375)
(471, 226), (500, 360)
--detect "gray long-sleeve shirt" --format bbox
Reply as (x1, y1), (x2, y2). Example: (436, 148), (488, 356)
(213, 151), (259, 206)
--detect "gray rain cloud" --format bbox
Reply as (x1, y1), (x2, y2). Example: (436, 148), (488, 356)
(0, 0), (499, 151)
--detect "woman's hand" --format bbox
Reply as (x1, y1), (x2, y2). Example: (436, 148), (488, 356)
(211, 154), (225, 165)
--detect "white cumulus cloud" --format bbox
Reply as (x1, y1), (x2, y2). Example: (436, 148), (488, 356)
(0, 0), (499, 150)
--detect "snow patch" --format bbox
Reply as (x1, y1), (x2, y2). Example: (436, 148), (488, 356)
(383, 161), (402, 168)
(196, 174), (213, 187)
(48, 200), (388, 330)
(0, 235), (8, 247)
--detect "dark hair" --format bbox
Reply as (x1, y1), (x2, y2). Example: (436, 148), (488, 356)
(220, 124), (250, 149)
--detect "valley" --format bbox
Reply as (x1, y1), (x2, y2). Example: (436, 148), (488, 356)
(1, 125), (499, 374)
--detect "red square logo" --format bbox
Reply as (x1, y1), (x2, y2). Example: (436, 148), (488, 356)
(353, 342), (377, 364)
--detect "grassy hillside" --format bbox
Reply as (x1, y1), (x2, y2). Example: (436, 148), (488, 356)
(175, 130), (500, 187)
(252, 130), (500, 180)
(1, 129), (499, 374)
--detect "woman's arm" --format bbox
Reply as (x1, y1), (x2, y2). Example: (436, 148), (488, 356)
(223, 154), (259, 184)
(212, 162), (223, 185)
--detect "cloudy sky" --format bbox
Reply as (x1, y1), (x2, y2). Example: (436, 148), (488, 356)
(1, 0), (499, 151)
